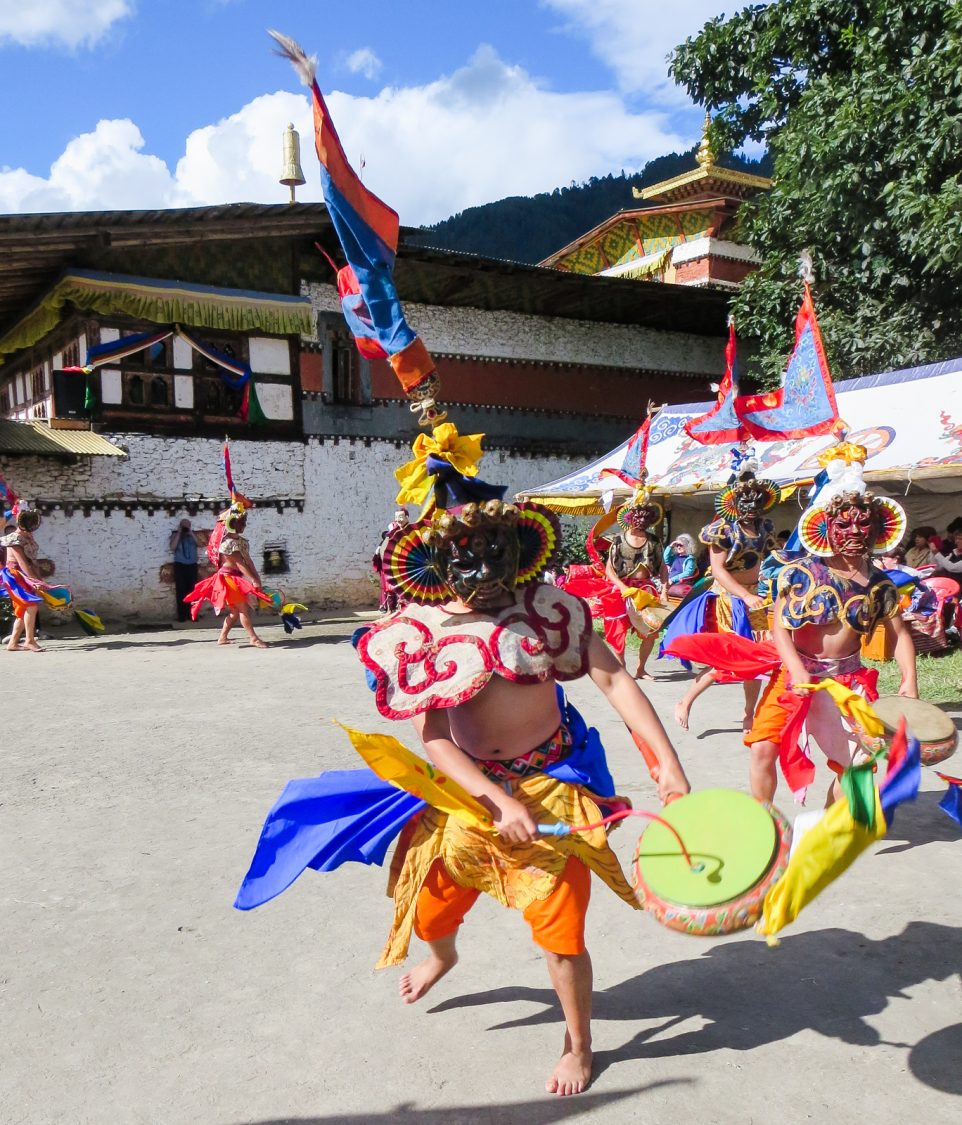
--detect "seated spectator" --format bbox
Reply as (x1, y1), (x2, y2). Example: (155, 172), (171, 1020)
(933, 527), (962, 575)
(876, 545), (909, 572)
(664, 533), (698, 597)
(905, 527), (938, 570)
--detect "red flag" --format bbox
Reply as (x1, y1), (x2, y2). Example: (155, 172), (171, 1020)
(684, 318), (746, 445)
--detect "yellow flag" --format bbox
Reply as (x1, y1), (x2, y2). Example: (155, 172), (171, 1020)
(337, 723), (493, 830)
(794, 678), (886, 738)
(394, 423), (485, 507)
(757, 787), (886, 940)
(629, 587), (660, 611)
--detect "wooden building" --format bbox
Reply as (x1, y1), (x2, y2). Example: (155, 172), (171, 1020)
(0, 203), (732, 620)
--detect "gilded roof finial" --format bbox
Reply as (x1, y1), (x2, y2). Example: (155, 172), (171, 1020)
(695, 111), (715, 169)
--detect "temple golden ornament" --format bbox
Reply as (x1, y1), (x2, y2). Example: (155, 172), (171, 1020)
(279, 123), (306, 205)
(540, 113), (771, 289)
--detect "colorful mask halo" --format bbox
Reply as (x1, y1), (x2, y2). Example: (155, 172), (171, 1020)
(797, 492), (906, 558)
(715, 476), (779, 521)
(383, 501), (561, 606)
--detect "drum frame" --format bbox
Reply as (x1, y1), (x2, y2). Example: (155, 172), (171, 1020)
(632, 802), (793, 937)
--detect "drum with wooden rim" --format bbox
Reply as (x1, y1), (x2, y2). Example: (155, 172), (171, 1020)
(857, 695), (957, 767)
(632, 789), (792, 936)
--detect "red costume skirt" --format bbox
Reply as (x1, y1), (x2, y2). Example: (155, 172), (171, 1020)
(184, 568), (273, 620)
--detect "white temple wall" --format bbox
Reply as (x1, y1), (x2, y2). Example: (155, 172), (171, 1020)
(304, 281), (725, 376)
(2, 436), (581, 623)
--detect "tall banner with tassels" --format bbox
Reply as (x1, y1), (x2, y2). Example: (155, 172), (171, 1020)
(735, 284), (840, 441)
(685, 285), (840, 447)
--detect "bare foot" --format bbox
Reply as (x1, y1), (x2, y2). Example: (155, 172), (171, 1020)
(674, 699), (690, 731)
(6, 644), (22, 652)
(23, 641), (45, 653)
(546, 1041), (592, 1096)
(635, 669), (655, 682)
(399, 950), (457, 1004)
(217, 637), (235, 646)
(249, 637), (269, 649)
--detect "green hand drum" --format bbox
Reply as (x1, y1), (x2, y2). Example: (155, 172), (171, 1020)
(858, 695), (957, 767)
(632, 789), (792, 936)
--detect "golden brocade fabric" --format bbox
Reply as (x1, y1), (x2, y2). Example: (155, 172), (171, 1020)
(776, 556), (898, 635)
(378, 773), (639, 969)
(699, 516), (775, 573)
(710, 580), (770, 632)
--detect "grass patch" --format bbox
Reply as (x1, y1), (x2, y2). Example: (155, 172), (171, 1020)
(867, 646), (962, 705)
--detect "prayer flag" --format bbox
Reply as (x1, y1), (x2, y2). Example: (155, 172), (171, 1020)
(736, 286), (840, 440)
(271, 31), (435, 393)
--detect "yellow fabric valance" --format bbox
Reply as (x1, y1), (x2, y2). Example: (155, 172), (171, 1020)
(0, 270), (314, 364)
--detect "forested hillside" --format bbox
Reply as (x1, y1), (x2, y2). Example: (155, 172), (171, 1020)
(409, 146), (771, 265)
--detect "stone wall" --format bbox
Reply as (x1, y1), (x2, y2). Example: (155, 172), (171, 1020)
(2, 435), (582, 623)
(304, 281), (725, 375)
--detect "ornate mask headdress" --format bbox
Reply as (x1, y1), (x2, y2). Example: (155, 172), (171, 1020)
(382, 441), (560, 608)
(715, 447), (780, 522)
(615, 483), (664, 536)
(796, 444), (906, 557)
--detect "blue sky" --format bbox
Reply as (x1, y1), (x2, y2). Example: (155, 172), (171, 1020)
(0, 1), (734, 224)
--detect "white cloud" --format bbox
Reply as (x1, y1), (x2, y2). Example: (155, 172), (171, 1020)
(345, 47), (382, 80)
(0, 0), (133, 50)
(0, 46), (689, 225)
(173, 91), (313, 208)
(543, 0), (726, 101)
(0, 119), (177, 212)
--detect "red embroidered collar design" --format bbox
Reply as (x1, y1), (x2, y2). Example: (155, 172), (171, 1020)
(358, 585), (593, 719)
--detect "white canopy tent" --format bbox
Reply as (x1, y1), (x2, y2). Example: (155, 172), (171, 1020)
(519, 357), (962, 538)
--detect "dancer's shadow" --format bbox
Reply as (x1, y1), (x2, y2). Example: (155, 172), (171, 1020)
(696, 727), (743, 739)
(876, 789), (961, 854)
(429, 922), (962, 1085)
(239, 1080), (688, 1124)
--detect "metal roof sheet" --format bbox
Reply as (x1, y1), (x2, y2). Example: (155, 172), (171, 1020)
(0, 420), (126, 457)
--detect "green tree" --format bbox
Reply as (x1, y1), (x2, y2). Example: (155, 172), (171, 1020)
(671, 1), (962, 382)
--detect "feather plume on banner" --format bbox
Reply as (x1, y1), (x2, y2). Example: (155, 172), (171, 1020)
(735, 284), (842, 441)
(684, 317), (746, 445)
(269, 30), (442, 427)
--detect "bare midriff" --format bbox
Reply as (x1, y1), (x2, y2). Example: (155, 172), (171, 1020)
(793, 619), (862, 662)
(730, 562), (762, 586)
(447, 675), (562, 760)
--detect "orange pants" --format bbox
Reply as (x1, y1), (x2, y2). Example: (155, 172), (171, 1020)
(744, 667), (792, 748)
(413, 856), (591, 955)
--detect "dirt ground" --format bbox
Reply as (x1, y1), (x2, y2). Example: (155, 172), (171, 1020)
(2, 617), (960, 1124)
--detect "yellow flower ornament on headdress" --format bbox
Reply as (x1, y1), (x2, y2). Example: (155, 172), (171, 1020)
(816, 442), (867, 469)
(394, 422), (485, 508)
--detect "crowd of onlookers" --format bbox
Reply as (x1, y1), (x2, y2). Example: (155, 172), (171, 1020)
(878, 518), (962, 577)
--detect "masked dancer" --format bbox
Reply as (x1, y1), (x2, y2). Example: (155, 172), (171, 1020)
(745, 446), (916, 803)
(184, 445), (272, 647)
(662, 452), (779, 731)
(0, 504), (47, 653)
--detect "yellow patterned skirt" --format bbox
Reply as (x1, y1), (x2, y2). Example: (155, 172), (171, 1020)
(378, 772), (639, 968)
(709, 579), (771, 636)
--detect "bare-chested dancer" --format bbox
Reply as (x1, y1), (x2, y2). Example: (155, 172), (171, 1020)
(662, 459), (778, 732)
(358, 498), (689, 1096)
(184, 503), (271, 648)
